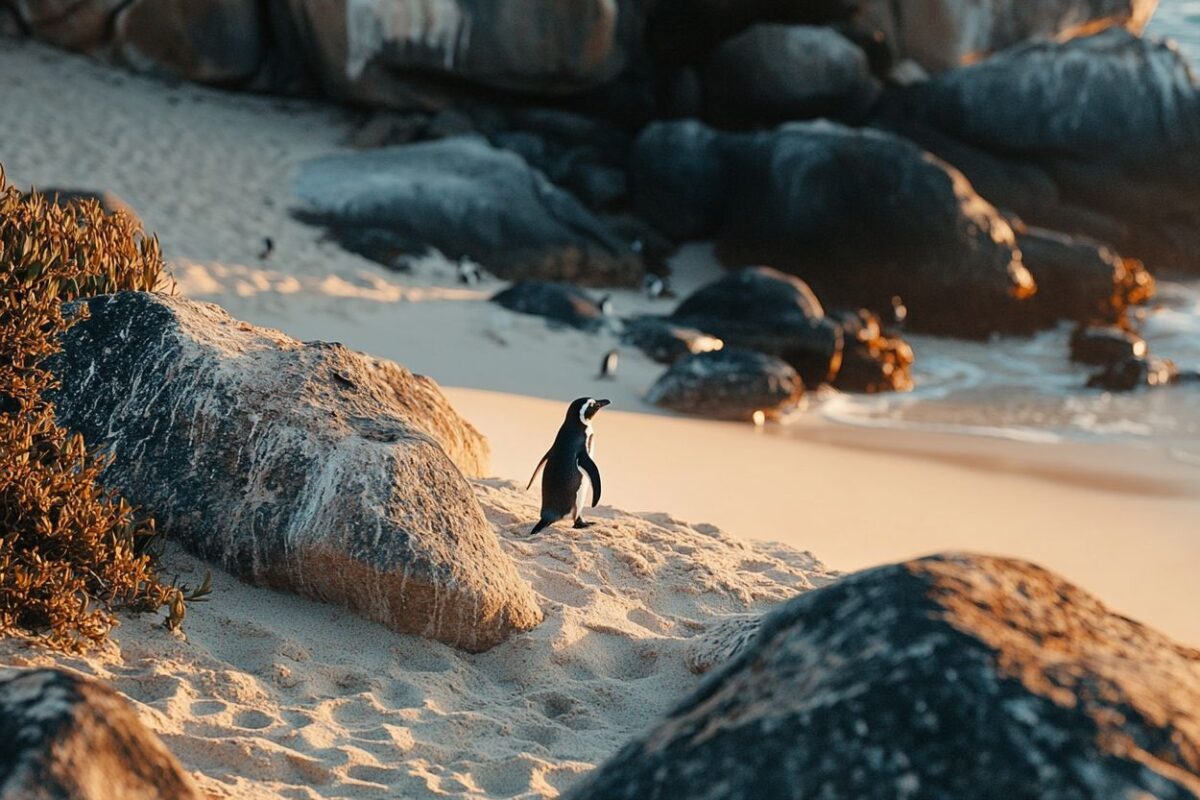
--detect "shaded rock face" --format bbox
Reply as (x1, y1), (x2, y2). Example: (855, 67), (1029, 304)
(293, 136), (644, 286)
(645, 348), (805, 421)
(827, 307), (915, 393)
(9, 0), (128, 49)
(491, 281), (608, 332)
(632, 124), (1034, 338)
(670, 267), (844, 388)
(1087, 354), (1180, 391)
(114, 0), (264, 84)
(1070, 324), (1147, 366)
(566, 553), (1200, 800)
(620, 316), (725, 364)
(855, 0), (1157, 73)
(50, 292), (541, 652)
(703, 24), (879, 126)
(0, 668), (203, 800)
(1015, 226), (1154, 326)
(901, 29), (1200, 271)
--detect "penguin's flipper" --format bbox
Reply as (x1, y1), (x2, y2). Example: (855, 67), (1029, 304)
(578, 451), (602, 507)
(526, 451), (550, 490)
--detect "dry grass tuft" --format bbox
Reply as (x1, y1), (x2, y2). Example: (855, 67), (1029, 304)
(0, 167), (203, 651)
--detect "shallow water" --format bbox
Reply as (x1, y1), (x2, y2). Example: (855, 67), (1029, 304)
(1148, 0), (1200, 60)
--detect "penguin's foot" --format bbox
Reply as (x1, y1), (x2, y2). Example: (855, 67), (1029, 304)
(573, 518), (593, 529)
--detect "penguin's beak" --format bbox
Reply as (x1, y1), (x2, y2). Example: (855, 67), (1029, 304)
(596, 399), (611, 409)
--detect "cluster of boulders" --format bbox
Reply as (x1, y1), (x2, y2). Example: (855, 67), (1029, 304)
(490, 268), (914, 420)
(29, 292), (1200, 797)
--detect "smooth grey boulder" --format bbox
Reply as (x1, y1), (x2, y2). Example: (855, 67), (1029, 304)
(620, 316), (725, 364)
(703, 24), (879, 126)
(670, 267), (844, 389)
(854, 0), (1157, 73)
(0, 668), (203, 800)
(633, 121), (1035, 338)
(293, 137), (644, 286)
(490, 281), (608, 332)
(113, 0), (264, 84)
(50, 292), (541, 652)
(900, 29), (1200, 270)
(566, 553), (1200, 800)
(646, 348), (805, 421)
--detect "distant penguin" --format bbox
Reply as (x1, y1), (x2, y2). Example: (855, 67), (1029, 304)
(526, 397), (609, 535)
(457, 258), (482, 286)
(642, 274), (665, 299)
(599, 294), (615, 317)
(258, 236), (274, 260)
(598, 350), (619, 379)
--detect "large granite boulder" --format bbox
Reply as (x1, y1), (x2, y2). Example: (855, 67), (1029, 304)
(566, 553), (1200, 800)
(293, 137), (644, 286)
(646, 348), (805, 421)
(0, 668), (203, 800)
(49, 292), (541, 652)
(490, 281), (608, 332)
(702, 24), (879, 126)
(632, 120), (1036, 337)
(113, 0), (264, 84)
(8, 0), (126, 49)
(900, 28), (1200, 270)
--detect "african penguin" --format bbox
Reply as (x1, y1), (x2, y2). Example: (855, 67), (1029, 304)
(599, 294), (615, 316)
(597, 350), (618, 379)
(457, 258), (482, 286)
(258, 236), (274, 260)
(526, 397), (609, 535)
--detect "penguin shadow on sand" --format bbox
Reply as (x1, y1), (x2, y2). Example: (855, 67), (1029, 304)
(525, 397), (609, 536)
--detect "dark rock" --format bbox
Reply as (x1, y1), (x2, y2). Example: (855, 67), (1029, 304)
(424, 108), (476, 140)
(566, 553), (1200, 800)
(50, 292), (541, 652)
(827, 308), (915, 393)
(670, 267), (844, 388)
(11, 0), (125, 49)
(293, 137), (644, 286)
(1070, 325), (1147, 366)
(899, 29), (1200, 271)
(854, 0), (1156, 73)
(703, 24), (879, 126)
(491, 281), (608, 332)
(1087, 355), (1180, 391)
(1016, 226), (1153, 326)
(346, 112), (429, 149)
(645, 348), (805, 421)
(620, 316), (725, 364)
(0, 668), (203, 800)
(632, 120), (1036, 338)
(114, 0), (264, 84)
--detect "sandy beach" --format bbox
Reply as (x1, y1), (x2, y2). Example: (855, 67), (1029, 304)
(2, 35), (1199, 799)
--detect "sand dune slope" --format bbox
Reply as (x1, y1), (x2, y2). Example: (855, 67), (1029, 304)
(0, 482), (833, 799)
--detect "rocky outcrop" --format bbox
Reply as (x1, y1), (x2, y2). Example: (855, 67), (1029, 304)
(670, 268), (843, 388)
(900, 28), (1200, 271)
(827, 307), (915, 393)
(490, 281), (609, 332)
(49, 292), (541, 652)
(702, 25), (879, 126)
(113, 0), (264, 84)
(633, 123), (1035, 338)
(566, 553), (1200, 800)
(1087, 354), (1181, 390)
(0, 668), (203, 800)
(645, 348), (805, 421)
(293, 137), (644, 286)
(855, 0), (1157, 73)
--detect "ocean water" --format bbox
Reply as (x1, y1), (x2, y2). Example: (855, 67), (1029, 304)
(824, 2), (1200, 458)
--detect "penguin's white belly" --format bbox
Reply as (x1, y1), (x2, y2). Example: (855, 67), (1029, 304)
(574, 467), (591, 516)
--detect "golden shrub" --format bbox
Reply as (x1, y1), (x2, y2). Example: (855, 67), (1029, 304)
(0, 168), (192, 650)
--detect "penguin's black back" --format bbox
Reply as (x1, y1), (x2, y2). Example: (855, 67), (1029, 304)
(540, 423), (588, 517)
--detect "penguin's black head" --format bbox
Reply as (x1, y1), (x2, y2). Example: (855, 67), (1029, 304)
(568, 397), (610, 425)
